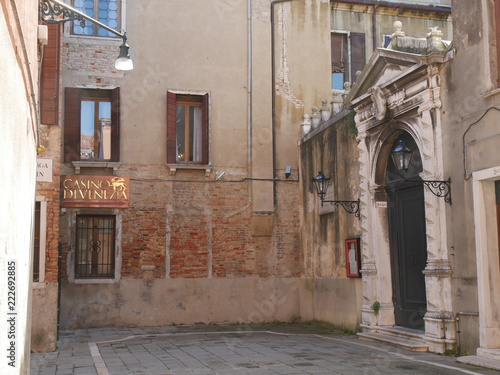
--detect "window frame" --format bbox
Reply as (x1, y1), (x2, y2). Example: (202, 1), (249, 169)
(71, 0), (122, 38)
(167, 91), (210, 165)
(331, 31), (366, 89)
(64, 87), (120, 163)
(75, 214), (116, 279)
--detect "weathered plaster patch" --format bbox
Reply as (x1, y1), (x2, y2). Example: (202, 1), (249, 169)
(276, 4), (304, 109)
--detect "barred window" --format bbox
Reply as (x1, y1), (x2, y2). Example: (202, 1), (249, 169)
(75, 215), (115, 278)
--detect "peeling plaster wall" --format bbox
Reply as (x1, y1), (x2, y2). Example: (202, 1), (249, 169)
(297, 111), (363, 330)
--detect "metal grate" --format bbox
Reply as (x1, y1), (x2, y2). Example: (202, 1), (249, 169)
(75, 215), (115, 278)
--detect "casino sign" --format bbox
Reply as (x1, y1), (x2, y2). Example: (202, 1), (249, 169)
(61, 175), (130, 208)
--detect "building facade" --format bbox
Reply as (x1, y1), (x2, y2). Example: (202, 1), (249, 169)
(32, 0), (333, 351)
(331, 0), (500, 363)
(448, 0), (500, 366)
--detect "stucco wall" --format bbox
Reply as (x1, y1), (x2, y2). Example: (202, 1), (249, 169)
(60, 278), (301, 329)
(0, 0), (39, 371)
(298, 110), (363, 330)
(31, 284), (58, 352)
(439, 0), (500, 355)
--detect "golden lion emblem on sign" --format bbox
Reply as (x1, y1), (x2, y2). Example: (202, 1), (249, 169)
(110, 177), (127, 191)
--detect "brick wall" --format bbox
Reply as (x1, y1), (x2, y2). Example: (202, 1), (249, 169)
(115, 171), (301, 280)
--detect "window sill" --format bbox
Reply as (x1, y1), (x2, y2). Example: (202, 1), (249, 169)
(481, 88), (500, 98)
(72, 161), (121, 175)
(32, 281), (47, 289)
(167, 164), (212, 177)
(73, 278), (117, 284)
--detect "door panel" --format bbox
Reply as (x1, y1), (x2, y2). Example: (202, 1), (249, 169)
(390, 184), (427, 330)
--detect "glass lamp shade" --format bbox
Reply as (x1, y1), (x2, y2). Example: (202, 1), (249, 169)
(391, 139), (413, 174)
(115, 42), (133, 71)
(312, 171), (331, 199)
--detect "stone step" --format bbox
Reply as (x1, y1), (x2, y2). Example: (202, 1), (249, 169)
(477, 348), (500, 361)
(458, 355), (500, 371)
(357, 332), (428, 352)
(375, 325), (426, 342)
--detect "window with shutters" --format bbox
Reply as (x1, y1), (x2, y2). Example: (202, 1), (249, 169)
(71, 0), (121, 37)
(33, 198), (47, 283)
(167, 92), (209, 165)
(64, 87), (120, 162)
(75, 215), (116, 278)
(331, 32), (366, 90)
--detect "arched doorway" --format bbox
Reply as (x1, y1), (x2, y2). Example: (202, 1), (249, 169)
(386, 132), (427, 330)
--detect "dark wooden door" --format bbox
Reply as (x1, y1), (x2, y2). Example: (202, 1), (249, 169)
(389, 184), (427, 330)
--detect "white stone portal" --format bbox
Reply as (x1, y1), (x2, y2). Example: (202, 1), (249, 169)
(347, 47), (454, 353)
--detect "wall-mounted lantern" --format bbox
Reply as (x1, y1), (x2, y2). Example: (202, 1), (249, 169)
(391, 140), (452, 205)
(312, 171), (360, 218)
(39, 0), (133, 70)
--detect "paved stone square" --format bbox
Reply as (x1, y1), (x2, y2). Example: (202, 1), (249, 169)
(30, 324), (500, 375)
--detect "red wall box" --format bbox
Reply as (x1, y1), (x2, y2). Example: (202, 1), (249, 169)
(345, 238), (361, 277)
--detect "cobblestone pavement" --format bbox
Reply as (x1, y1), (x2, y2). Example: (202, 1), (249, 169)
(30, 323), (500, 375)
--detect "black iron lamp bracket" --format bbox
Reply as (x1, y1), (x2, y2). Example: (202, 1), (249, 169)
(389, 178), (452, 205)
(419, 178), (452, 205)
(321, 199), (361, 218)
(39, 0), (126, 40)
(40, 0), (86, 27)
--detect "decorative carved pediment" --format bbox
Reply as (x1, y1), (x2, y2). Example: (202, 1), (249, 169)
(346, 49), (425, 105)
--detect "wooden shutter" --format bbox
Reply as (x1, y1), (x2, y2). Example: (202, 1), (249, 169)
(350, 32), (366, 84)
(201, 93), (209, 165)
(40, 24), (60, 125)
(111, 87), (120, 162)
(331, 33), (347, 73)
(166, 91), (177, 164)
(64, 87), (81, 162)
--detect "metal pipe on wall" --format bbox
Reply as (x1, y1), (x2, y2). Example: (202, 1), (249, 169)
(248, 0), (253, 195)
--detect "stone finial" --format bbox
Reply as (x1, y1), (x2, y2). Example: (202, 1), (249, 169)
(320, 99), (331, 122)
(311, 106), (320, 130)
(393, 21), (405, 37)
(388, 21), (405, 50)
(301, 114), (311, 136)
(427, 26), (443, 38)
(343, 82), (351, 91)
(427, 26), (446, 52)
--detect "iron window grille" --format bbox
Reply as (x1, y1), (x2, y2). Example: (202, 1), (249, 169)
(75, 215), (115, 278)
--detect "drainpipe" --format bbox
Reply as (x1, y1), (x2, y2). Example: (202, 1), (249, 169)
(455, 312), (479, 357)
(57, 242), (62, 342)
(248, 0), (253, 187)
(372, 4), (378, 52)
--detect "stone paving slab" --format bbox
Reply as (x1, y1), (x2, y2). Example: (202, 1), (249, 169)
(30, 324), (500, 375)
